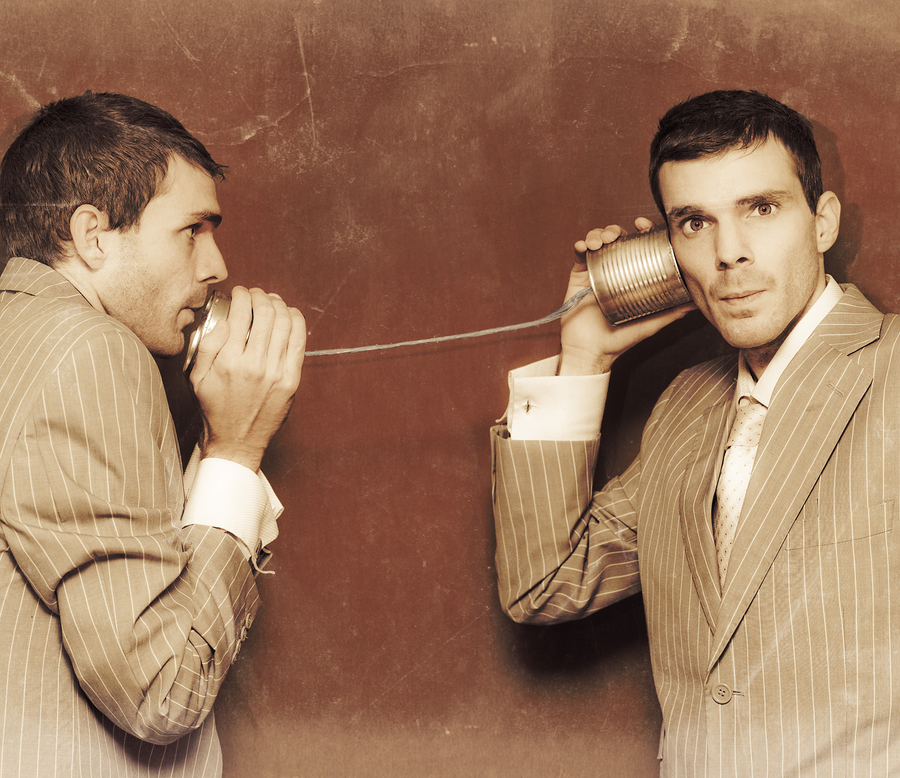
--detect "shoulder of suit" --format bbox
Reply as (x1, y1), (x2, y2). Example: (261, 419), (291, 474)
(646, 353), (736, 429)
(1, 257), (145, 355)
(671, 353), (737, 394)
(0, 269), (154, 398)
(0, 264), (164, 480)
(8, 290), (144, 360)
(878, 311), (900, 338)
(823, 284), (897, 355)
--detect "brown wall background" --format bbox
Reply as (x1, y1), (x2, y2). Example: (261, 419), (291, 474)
(2, 1), (899, 775)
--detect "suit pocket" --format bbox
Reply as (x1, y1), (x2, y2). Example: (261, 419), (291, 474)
(786, 499), (894, 550)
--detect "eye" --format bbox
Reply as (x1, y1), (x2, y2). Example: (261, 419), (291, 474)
(186, 223), (201, 239)
(678, 216), (708, 236)
(755, 203), (774, 216)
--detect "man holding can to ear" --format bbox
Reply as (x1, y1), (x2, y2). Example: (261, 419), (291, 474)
(0, 92), (305, 777)
(492, 90), (899, 774)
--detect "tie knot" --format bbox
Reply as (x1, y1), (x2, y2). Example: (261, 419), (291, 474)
(727, 398), (767, 449)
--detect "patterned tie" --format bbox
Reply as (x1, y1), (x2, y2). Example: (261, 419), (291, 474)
(714, 397), (767, 587)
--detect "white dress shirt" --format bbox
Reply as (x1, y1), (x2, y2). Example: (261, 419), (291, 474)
(182, 449), (283, 566)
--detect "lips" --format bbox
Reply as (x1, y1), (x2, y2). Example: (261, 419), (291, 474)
(181, 309), (196, 325)
(720, 290), (763, 304)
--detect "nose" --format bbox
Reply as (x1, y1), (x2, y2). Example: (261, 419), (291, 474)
(197, 234), (228, 284)
(714, 219), (752, 270)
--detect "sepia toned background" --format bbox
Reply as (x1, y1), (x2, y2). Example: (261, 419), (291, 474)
(1, 1), (898, 775)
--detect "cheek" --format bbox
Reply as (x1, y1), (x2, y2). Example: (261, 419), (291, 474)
(674, 263), (719, 321)
(672, 237), (705, 274)
(673, 252), (709, 297)
(683, 280), (714, 319)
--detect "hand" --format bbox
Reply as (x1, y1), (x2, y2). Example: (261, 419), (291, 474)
(188, 286), (306, 471)
(560, 218), (694, 375)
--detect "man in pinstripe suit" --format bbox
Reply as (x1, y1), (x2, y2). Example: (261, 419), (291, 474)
(0, 93), (305, 776)
(493, 90), (899, 775)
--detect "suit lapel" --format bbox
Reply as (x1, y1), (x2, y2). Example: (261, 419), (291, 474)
(706, 289), (879, 672)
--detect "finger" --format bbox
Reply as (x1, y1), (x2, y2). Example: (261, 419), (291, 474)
(284, 308), (307, 382)
(287, 307), (307, 353)
(189, 318), (229, 388)
(242, 287), (277, 360)
(585, 224), (626, 251)
(568, 261), (591, 279)
(635, 216), (657, 233)
(223, 286), (254, 353)
(262, 294), (294, 370)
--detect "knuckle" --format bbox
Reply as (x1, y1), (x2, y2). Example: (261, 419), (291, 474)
(254, 303), (277, 324)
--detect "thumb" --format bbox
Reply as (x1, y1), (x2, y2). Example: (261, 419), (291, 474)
(188, 319), (229, 387)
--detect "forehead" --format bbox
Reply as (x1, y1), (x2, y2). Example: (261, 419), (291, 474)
(141, 155), (220, 224)
(658, 139), (802, 214)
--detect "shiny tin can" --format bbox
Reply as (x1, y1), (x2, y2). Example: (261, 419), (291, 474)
(183, 290), (231, 373)
(585, 227), (692, 325)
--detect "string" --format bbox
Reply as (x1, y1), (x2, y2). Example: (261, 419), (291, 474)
(305, 286), (593, 357)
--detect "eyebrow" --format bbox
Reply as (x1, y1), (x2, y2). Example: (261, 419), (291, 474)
(189, 210), (223, 229)
(666, 188), (795, 222)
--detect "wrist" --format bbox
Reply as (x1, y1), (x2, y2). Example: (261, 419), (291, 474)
(200, 440), (264, 473)
(558, 346), (614, 376)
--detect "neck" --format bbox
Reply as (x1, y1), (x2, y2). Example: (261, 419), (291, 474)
(53, 258), (105, 312)
(744, 273), (829, 377)
(744, 344), (776, 378)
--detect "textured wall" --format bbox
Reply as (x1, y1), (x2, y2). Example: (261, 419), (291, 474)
(2, 1), (899, 775)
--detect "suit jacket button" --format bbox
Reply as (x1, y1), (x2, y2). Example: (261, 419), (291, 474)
(711, 684), (733, 704)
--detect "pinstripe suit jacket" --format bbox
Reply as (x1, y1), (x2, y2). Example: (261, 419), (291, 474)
(0, 258), (261, 777)
(493, 285), (900, 777)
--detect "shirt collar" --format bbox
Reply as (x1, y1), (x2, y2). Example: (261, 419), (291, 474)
(735, 275), (843, 408)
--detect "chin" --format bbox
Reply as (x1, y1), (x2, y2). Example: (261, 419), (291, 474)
(708, 309), (766, 343)
(715, 322), (770, 350)
(722, 328), (784, 352)
(144, 333), (186, 358)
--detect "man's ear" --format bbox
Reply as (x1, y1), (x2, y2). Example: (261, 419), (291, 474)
(815, 191), (841, 254)
(69, 204), (111, 269)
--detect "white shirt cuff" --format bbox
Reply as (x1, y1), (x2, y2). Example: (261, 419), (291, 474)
(502, 355), (609, 441)
(181, 447), (284, 561)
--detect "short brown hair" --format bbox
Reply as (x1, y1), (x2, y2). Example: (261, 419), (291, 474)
(649, 90), (822, 216)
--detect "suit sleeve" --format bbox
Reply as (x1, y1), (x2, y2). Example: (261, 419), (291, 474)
(0, 326), (260, 745)
(491, 424), (643, 624)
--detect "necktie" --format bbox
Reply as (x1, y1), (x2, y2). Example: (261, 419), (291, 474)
(714, 397), (767, 587)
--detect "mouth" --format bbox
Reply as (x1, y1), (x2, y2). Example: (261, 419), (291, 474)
(183, 296), (208, 320)
(719, 290), (764, 306)
(188, 295), (209, 312)
(178, 307), (197, 330)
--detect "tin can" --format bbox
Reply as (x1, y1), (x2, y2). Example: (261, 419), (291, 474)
(183, 290), (230, 373)
(585, 227), (692, 325)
